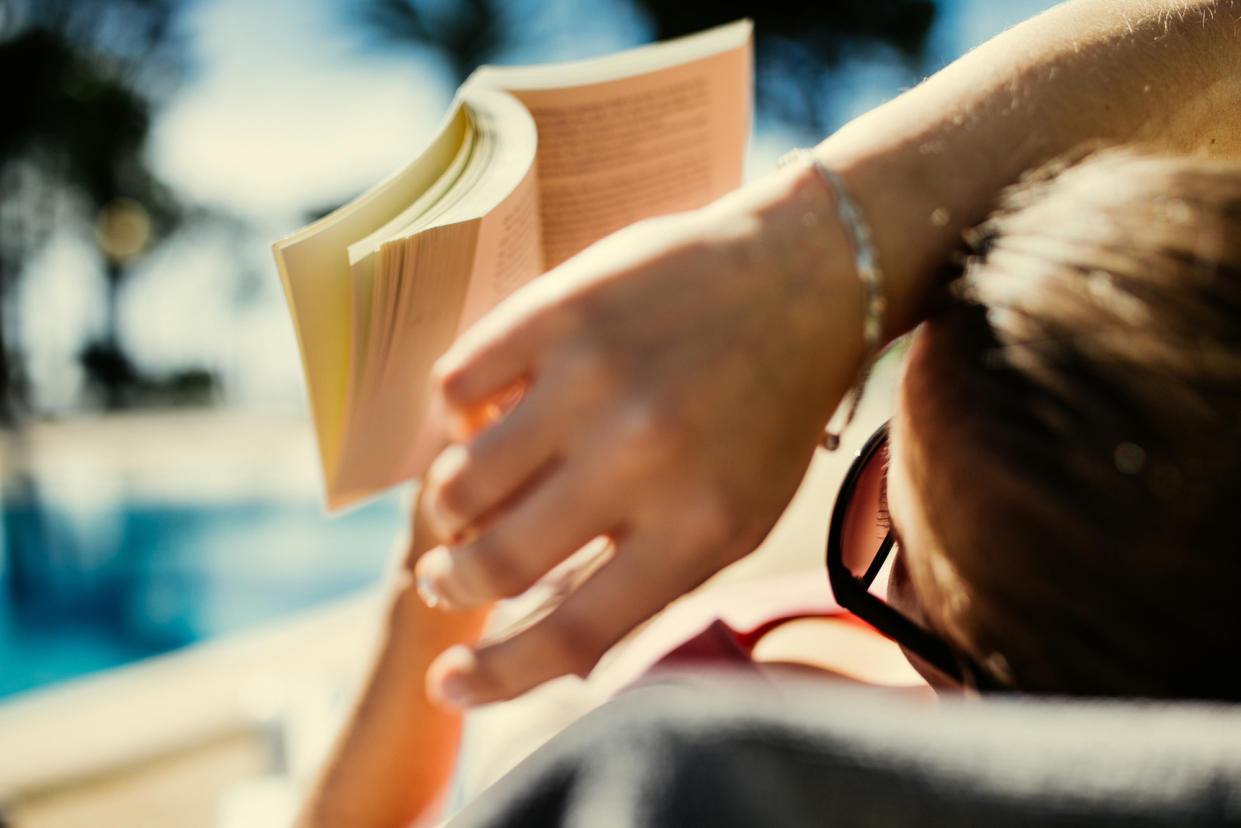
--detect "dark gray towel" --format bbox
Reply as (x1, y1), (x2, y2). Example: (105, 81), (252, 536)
(448, 673), (1241, 827)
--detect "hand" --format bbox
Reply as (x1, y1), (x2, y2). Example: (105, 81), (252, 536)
(416, 164), (865, 707)
(417, 0), (1241, 709)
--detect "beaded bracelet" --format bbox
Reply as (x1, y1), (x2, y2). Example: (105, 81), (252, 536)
(780, 148), (887, 452)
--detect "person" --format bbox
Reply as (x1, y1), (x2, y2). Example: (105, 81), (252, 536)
(412, 0), (1241, 706)
(293, 1), (1241, 825)
(840, 148), (1241, 698)
(436, 146), (1241, 828)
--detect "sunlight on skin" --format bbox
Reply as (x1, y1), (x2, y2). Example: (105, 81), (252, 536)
(752, 618), (928, 688)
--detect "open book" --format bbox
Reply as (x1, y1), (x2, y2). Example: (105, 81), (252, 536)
(274, 20), (753, 510)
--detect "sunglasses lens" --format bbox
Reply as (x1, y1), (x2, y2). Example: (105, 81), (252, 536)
(839, 440), (893, 596)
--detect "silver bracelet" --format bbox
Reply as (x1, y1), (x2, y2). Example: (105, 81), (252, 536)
(780, 148), (886, 451)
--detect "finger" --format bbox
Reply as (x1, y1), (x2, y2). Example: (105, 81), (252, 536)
(426, 529), (704, 706)
(422, 381), (562, 539)
(433, 292), (561, 412)
(415, 462), (616, 609)
(446, 379), (527, 443)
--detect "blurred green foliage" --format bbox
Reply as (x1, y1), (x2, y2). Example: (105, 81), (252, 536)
(0, 0), (204, 419)
(349, 0), (935, 134)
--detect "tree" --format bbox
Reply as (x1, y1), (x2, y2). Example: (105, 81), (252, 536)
(345, 0), (935, 137)
(0, 0), (192, 634)
(0, 0), (187, 418)
(635, 0), (935, 137)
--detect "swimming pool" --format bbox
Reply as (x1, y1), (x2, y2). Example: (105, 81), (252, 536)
(0, 493), (404, 699)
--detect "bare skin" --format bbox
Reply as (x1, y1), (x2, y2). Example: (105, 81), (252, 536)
(292, 493), (487, 828)
(414, 0), (1241, 709)
(297, 4), (1241, 824)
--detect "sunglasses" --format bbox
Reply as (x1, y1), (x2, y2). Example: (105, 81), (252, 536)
(825, 421), (1002, 691)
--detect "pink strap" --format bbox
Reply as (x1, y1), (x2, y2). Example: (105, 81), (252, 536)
(651, 608), (865, 674)
(595, 571), (875, 696)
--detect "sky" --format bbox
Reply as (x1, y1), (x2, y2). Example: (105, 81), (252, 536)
(150, 0), (1058, 220)
(19, 0), (1060, 415)
(150, 0), (453, 219)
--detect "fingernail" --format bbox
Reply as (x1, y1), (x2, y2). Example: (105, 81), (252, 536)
(416, 573), (440, 608)
(414, 546), (451, 609)
(430, 645), (479, 709)
(439, 673), (474, 709)
(432, 352), (460, 386)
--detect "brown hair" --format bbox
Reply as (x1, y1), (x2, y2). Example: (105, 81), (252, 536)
(912, 150), (1241, 699)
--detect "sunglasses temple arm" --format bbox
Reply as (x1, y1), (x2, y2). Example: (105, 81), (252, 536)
(858, 534), (895, 591)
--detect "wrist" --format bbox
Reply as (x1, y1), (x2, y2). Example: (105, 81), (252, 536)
(811, 133), (960, 342)
(700, 158), (871, 424)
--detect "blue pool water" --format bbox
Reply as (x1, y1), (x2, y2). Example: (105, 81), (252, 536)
(0, 494), (405, 699)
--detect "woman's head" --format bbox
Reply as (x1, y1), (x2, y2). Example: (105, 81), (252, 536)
(891, 150), (1241, 699)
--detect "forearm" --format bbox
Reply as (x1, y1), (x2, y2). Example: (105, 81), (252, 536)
(817, 0), (1241, 334)
(295, 583), (486, 828)
(295, 487), (489, 828)
(408, 0), (1240, 709)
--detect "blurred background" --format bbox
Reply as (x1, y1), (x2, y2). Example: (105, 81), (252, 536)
(0, 0), (1057, 824)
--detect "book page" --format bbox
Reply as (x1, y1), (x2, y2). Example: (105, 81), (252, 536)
(457, 161), (542, 332)
(455, 87), (545, 330)
(330, 89), (541, 507)
(276, 24), (748, 509)
(346, 118), (476, 377)
(477, 21), (751, 267)
(272, 104), (471, 490)
(331, 220), (480, 509)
